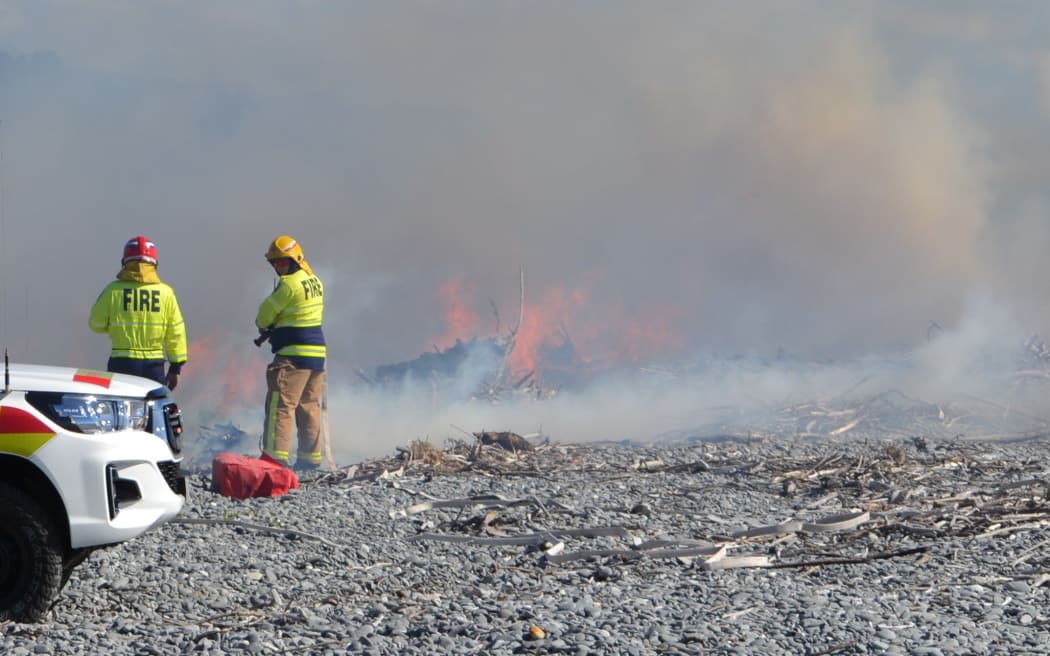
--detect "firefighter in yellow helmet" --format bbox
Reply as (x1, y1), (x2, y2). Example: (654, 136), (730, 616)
(256, 235), (326, 470)
(89, 235), (188, 389)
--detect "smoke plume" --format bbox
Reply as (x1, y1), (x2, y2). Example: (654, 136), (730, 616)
(2, 4), (1050, 461)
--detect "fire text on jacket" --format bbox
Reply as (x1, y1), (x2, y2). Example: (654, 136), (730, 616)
(301, 277), (322, 299)
(123, 288), (161, 312)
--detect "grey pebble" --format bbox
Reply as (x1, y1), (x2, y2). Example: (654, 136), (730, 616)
(5, 438), (1050, 656)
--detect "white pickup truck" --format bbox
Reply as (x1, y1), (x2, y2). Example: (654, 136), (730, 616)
(0, 363), (186, 622)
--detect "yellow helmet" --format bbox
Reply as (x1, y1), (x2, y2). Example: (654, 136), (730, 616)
(266, 235), (304, 264)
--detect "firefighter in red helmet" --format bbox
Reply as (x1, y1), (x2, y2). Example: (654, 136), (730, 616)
(89, 236), (188, 389)
(255, 235), (326, 470)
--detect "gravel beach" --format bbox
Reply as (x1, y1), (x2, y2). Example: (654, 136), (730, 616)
(3, 433), (1049, 655)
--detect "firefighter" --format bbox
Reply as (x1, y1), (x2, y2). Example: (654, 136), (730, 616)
(255, 235), (326, 470)
(89, 235), (188, 389)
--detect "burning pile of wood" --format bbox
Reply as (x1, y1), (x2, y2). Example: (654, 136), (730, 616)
(358, 336), (559, 403)
(369, 337), (505, 386)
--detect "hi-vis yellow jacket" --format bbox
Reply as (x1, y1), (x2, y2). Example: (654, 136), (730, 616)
(88, 264), (188, 364)
(255, 268), (326, 363)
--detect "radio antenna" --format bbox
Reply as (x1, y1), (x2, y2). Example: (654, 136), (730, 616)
(0, 119), (7, 356)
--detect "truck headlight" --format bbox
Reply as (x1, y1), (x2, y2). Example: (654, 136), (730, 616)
(26, 392), (149, 434)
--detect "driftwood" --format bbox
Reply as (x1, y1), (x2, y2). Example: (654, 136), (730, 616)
(474, 430), (535, 452)
(488, 267), (525, 395)
(309, 418), (1050, 575)
(173, 517), (342, 549)
(768, 545), (930, 569)
(190, 334), (1050, 577)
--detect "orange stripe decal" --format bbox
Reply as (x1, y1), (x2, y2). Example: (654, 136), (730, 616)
(0, 407), (56, 457)
(74, 369), (114, 388)
(0, 406), (53, 434)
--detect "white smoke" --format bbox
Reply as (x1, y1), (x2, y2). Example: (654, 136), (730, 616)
(4, 4), (1050, 462)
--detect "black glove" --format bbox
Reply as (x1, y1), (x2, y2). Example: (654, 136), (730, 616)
(165, 363), (182, 391)
(254, 330), (271, 347)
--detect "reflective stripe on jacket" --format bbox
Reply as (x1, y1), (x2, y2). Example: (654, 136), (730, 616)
(255, 268), (326, 361)
(89, 278), (188, 362)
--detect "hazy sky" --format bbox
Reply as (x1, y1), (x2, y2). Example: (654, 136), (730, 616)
(3, 3), (1050, 458)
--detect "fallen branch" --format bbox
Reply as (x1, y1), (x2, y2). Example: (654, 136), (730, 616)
(173, 517), (342, 549)
(769, 545), (929, 570)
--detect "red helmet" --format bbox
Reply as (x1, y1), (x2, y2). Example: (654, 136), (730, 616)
(122, 235), (158, 265)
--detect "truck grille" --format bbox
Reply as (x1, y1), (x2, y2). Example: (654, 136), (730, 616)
(158, 460), (187, 497)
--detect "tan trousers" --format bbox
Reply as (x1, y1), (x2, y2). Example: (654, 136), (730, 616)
(262, 357), (325, 466)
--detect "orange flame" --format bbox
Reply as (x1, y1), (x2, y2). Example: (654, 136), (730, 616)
(508, 286), (587, 374)
(426, 277), (688, 384)
(427, 278), (480, 350)
(185, 334), (266, 419)
(427, 277), (688, 381)
(614, 304), (688, 363)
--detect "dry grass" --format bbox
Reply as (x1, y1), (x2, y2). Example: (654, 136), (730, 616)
(403, 439), (445, 466)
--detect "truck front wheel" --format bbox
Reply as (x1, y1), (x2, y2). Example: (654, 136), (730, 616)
(0, 482), (64, 622)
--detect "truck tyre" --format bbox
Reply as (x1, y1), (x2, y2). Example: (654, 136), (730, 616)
(62, 548), (93, 587)
(0, 482), (64, 622)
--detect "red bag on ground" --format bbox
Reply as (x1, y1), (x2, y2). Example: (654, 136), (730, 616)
(212, 452), (300, 499)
